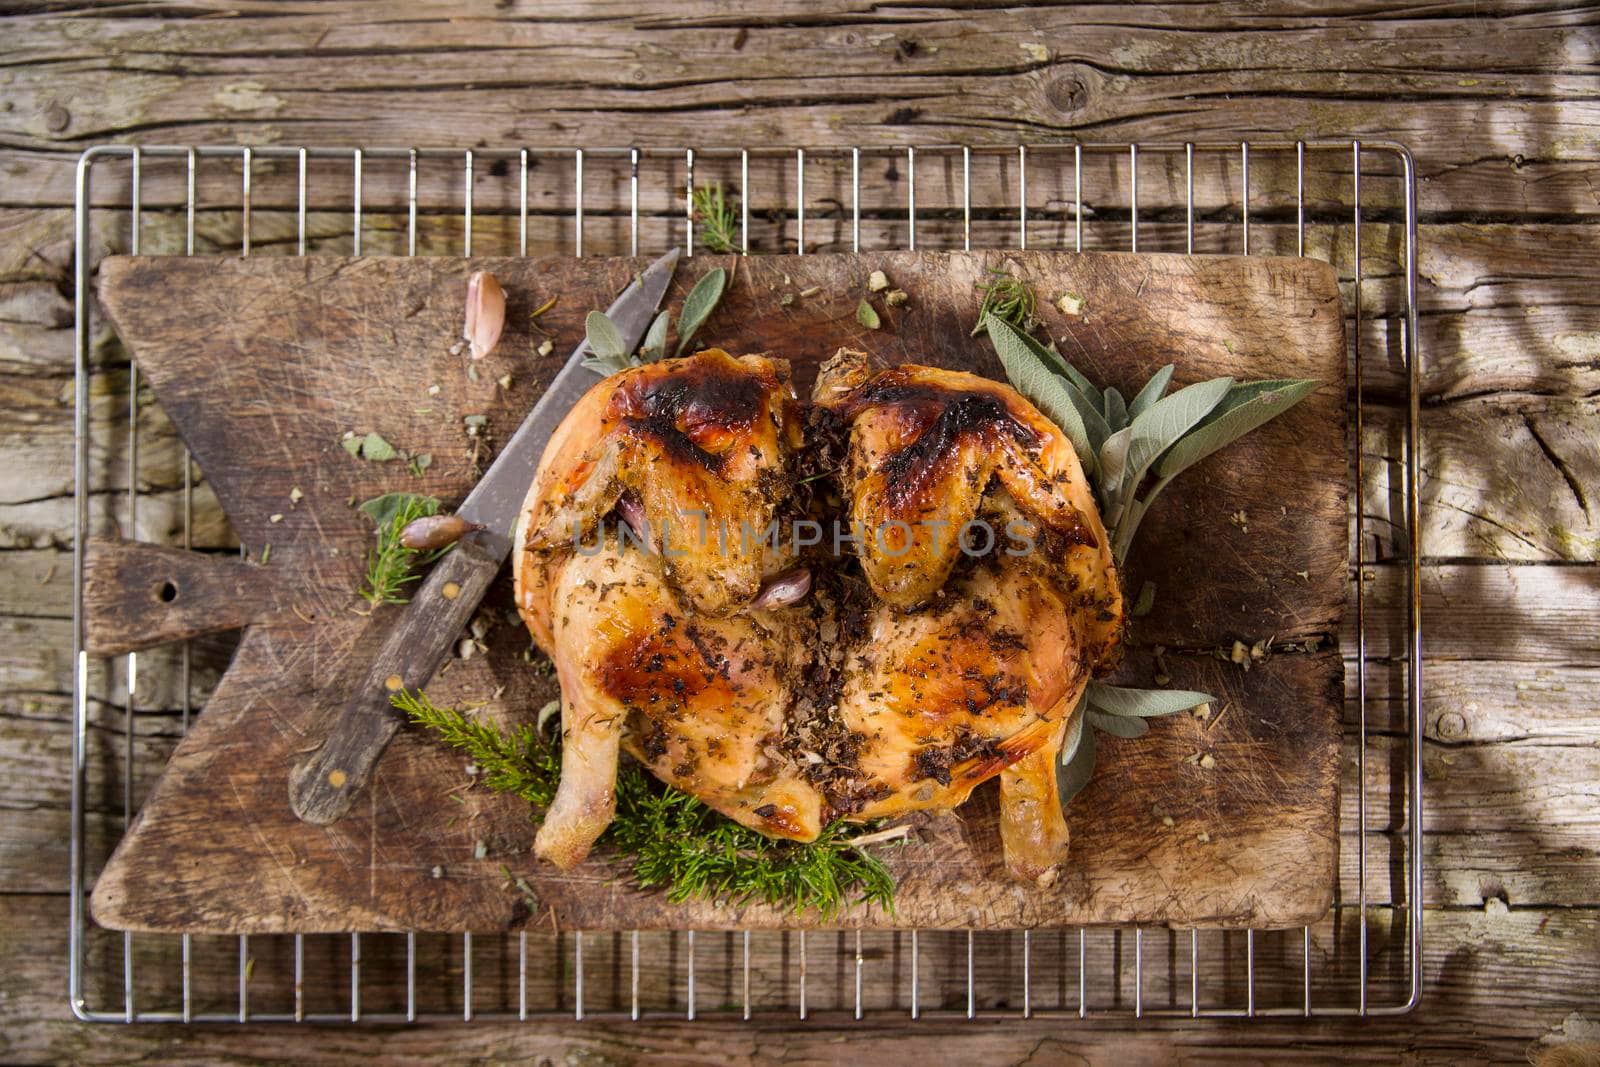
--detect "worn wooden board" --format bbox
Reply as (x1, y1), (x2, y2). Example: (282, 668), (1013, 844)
(88, 249), (1346, 933)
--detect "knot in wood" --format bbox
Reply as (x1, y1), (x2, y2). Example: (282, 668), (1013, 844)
(1045, 73), (1089, 114)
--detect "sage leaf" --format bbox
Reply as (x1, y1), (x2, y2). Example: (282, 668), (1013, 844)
(675, 267), (727, 355)
(360, 431), (398, 462)
(1087, 709), (1150, 738)
(581, 352), (635, 376)
(986, 316), (1109, 445)
(1103, 386), (1127, 430)
(639, 310), (670, 362)
(584, 310), (627, 362)
(1059, 699), (1087, 765)
(1154, 378), (1320, 481)
(1128, 364), (1174, 420)
(1024, 327), (1101, 402)
(1098, 426), (1133, 498)
(1131, 580), (1156, 616)
(359, 491), (440, 530)
(856, 299), (881, 330)
(1056, 718), (1099, 806)
(986, 315), (1096, 472)
(998, 321), (1113, 451)
(1124, 377), (1234, 487)
(1086, 682), (1213, 717)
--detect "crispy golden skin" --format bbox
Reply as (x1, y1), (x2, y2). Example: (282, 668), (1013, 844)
(520, 348), (801, 623)
(513, 347), (1124, 882)
(527, 542), (822, 869)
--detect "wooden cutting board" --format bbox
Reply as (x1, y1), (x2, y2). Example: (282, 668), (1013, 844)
(89, 249), (1347, 933)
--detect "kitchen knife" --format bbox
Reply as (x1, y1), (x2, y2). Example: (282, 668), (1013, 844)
(289, 248), (681, 825)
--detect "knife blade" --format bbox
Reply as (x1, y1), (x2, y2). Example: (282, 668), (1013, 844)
(289, 248), (681, 825)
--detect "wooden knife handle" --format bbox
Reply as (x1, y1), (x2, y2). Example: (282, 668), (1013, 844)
(288, 534), (504, 825)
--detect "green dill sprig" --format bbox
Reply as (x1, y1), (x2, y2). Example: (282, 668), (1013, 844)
(971, 268), (1037, 336)
(396, 689), (897, 917)
(692, 181), (741, 254)
(357, 492), (444, 606)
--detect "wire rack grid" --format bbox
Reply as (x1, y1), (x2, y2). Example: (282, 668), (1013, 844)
(69, 140), (1423, 1024)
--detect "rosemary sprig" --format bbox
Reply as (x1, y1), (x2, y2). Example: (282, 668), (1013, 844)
(971, 268), (1037, 336)
(692, 181), (741, 254)
(358, 492), (444, 606)
(394, 688), (560, 804)
(396, 689), (897, 917)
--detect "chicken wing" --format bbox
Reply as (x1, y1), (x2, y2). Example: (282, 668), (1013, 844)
(520, 348), (801, 621)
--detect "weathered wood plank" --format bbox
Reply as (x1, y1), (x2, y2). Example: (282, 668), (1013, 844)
(1349, 657), (1600, 745)
(1342, 733), (1600, 836)
(13, 196), (1600, 403)
(0, 806), (120, 895)
(0, 548), (69, 617)
(82, 538), (293, 655)
(1343, 563), (1600, 664)
(10, 374), (1596, 566)
(3, 4), (1598, 217)
(3, 892), (1596, 1063)
(0, 709), (179, 816)
(0, 617), (233, 724)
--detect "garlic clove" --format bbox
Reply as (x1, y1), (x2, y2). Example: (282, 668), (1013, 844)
(399, 513), (484, 551)
(750, 567), (812, 611)
(464, 270), (506, 359)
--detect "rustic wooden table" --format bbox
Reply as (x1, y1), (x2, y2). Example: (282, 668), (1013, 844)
(3, 3), (1597, 1064)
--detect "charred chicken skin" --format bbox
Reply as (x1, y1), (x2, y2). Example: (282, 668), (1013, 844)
(514, 347), (1124, 881)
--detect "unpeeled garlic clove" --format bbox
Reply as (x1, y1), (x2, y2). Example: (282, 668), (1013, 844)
(399, 513), (484, 550)
(464, 270), (506, 359)
(750, 568), (812, 610)
(615, 495), (655, 553)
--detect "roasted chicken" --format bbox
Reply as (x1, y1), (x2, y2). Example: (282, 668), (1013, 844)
(514, 346), (1123, 881)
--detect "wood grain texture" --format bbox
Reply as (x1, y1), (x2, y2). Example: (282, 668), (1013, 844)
(5, 893), (1600, 1064)
(4, 3), (1598, 221)
(83, 538), (287, 655)
(85, 249), (1346, 934)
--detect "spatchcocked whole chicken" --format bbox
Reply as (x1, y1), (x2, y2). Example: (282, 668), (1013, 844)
(513, 345), (1124, 883)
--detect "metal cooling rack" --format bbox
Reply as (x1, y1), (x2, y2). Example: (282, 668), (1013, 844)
(70, 141), (1423, 1023)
